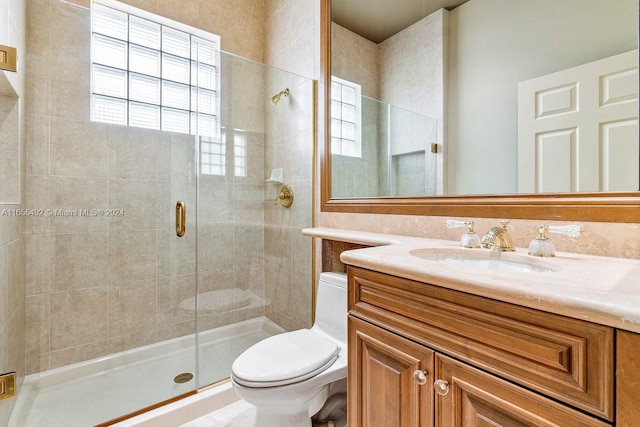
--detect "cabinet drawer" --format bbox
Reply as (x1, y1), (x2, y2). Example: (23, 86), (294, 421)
(348, 267), (614, 421)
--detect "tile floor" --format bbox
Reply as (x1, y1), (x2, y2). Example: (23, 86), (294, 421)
(180, 399), (256, 427)
(180, 399), (349, 427)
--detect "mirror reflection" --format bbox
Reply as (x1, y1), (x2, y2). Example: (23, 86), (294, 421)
(330, 0), (639, 198)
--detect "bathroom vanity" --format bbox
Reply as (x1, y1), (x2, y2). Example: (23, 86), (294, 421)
(303, 228), (640, 427)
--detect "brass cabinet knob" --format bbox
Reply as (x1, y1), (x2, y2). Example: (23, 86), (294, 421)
(434, 379), (450, 395)
(413, 370), (428, 385)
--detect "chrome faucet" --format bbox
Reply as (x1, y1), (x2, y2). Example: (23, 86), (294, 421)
(481, 220), (515, 252)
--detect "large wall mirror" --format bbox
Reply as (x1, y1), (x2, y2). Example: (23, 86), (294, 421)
(320, 0), (640, 222)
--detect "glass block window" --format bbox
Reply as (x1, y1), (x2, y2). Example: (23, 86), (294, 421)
(200, 133), (225, 176)
(91, 1), (223, 174)
(234, 132), (247, 177)
(331, 76), (362, 158)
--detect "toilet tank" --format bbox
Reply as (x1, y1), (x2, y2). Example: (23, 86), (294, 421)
(313, 272), (348, 345)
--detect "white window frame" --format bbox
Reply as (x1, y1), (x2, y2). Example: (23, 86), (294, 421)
(330, 76), (362, 158)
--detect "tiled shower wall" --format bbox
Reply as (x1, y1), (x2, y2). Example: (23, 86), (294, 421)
(23, 0), (272, 373)
(379, 8), (446, 196)
(262, 71), (314, 332)
(330, 23), (381, 198)
(262, 0), (318, 331)
(330, 12), (446, 198)
(0, 0), (26, 423)
(196, 54), (268, 334)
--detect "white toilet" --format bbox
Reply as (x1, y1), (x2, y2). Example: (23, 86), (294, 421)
(231, 272), (348, 427)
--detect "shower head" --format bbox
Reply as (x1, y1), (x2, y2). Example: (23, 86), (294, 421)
(271, 88), (290, 105)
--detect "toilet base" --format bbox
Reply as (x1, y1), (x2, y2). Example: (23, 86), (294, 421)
(250, 386), (328, 427)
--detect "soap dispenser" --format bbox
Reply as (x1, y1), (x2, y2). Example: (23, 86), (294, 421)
(446, 219), (481, 248)
(528, 224), (585, 257)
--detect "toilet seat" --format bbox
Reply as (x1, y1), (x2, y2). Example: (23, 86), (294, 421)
(232, 329), (340, 388)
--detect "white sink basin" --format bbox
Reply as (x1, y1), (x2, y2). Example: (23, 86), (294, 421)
(409, 248), (560, 273)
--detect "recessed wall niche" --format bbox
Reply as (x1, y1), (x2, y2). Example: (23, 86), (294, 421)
(0, 77), (20, 204)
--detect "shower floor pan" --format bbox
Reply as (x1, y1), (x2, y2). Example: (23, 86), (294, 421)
(10, 317), (283, 427)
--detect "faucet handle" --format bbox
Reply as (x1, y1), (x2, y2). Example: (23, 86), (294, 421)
(545, 224), (585, 238)
(529, 224), (585, 257)
(446, 219), (471, 230)
(446, 220), (480, 248)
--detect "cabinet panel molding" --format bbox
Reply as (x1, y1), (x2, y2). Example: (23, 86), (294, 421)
(435, 354), (609, 427)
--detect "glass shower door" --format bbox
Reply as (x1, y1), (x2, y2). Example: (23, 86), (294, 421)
(387, 104), (438, 197)
(194, 50), (272, 388)
(194, 51), (316, 389)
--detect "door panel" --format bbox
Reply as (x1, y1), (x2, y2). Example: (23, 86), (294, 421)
(518, 49), (638, 193)
(348, 316), (434, 427)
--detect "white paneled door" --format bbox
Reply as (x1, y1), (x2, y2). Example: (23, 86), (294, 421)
(518, 50), (638, 193)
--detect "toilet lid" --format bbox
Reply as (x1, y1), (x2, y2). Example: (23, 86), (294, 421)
(232, 329), (340, 387)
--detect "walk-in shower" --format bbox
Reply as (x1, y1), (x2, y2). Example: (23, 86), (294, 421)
(9, 0), (315, 425)
(330, 95), (439, 199)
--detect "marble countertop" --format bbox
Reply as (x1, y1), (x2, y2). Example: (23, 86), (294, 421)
(303, 227), (640, 334)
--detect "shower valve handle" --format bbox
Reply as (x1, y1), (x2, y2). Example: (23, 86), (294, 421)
(274, 184), (294, 208)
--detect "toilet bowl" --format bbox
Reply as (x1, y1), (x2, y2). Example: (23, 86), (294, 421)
(231, 272), (347, 427)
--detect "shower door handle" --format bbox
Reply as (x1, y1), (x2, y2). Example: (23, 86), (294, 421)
(176, 201), (186, 237)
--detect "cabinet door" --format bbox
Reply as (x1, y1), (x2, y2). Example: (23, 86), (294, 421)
(435, 354), (609, 427)
(348, 316), (434, 427)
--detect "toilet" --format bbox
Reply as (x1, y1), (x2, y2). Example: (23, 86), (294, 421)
(231, 272), (348, 427)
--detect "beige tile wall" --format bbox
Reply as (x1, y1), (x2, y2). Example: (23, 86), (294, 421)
(379, 10), (446, 122)
(262, 70), (315, 331)
(0, 96), (21, 203)
(0, 0), (26, 424)
(64, 0), (265, 63)
(379, 10), (446, 196)
(318, 213), (640, 260)
(331, 23), (378, 99)
(330, 24), (380, 198)
(263, 0), (317, 331)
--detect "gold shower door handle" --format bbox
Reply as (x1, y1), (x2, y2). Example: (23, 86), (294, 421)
(176, 201), (186, 237)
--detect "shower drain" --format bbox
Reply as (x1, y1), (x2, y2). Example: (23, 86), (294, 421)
(174, 372), (194, 384)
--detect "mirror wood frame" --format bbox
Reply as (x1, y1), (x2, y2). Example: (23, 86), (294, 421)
(320, 0), (640, 223)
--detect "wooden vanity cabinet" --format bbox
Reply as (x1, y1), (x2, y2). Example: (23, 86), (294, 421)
(348, 316), (609, 427)
(346, 266), (620, 427)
